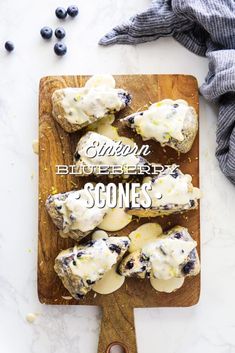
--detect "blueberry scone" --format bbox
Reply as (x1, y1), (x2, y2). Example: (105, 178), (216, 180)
(45, 189), (109, 241)
(127, 165), (200, 217)
(119, 226), (200, 280)
(55, 236), (130, 299)
(52, 75), (131, 133)
(122, 99), (198, 153)
(74, 131), (149, 177)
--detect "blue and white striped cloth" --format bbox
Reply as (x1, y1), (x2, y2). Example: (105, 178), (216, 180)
(99, 0), (235, 184)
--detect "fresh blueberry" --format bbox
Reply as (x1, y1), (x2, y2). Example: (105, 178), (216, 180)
(55, 27), (66, 39)
(55, 7), (67, 19)
(54, 42), (67, 56)
(5, 41), (14, 52)
(67, 5), (79, 17)
(40, 26), (53, 40)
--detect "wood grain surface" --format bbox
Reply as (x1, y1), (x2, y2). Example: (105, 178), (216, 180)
(38, 75), (200, 353)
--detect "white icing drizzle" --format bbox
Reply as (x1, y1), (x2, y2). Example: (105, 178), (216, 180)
(92, 264), (125, 295)
(98, 206), (132, 231)
(85, 74), (116, 89)
(77, 132), (140, 167)
(88, 114), (136, 147)
(143, 237), (197, 280)
(141, 171), (200, 207)
(69, 238), (125, 282)
(132, 99), (196, 143)
(55, 189), (109, 233)
(129, 223), (163, 253)
(57, 74), (127, 126)
(150, 277), (185, 293)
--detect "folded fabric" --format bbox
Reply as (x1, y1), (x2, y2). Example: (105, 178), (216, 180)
(99, 0), (235, 184)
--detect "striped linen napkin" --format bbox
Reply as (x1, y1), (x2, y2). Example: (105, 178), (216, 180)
(99, 0), (235, 184)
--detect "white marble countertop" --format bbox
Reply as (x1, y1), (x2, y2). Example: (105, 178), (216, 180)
(0, 0), (235, 352)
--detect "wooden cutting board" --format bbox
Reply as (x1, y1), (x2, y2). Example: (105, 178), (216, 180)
(38, 75), (200, 353)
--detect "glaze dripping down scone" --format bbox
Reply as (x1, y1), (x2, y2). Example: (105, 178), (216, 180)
(122, 99), (198, 153)
(127, 165), (200, 217)
(119, 226), (200, 280)
(45, 189), (109, 241)
(74, 131), (149, 177)
(52, 74), (131, 133)
(55, 236), (130, 299)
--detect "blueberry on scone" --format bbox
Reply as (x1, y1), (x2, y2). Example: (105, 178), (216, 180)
(54, 236), (130, 299)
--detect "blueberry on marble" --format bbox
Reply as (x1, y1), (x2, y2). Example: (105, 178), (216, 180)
(5, 41), (14, 52)
(40, 26), (53, 40)
(67, 5), (79, 17)
(54, 42), (67, 56)
(55, 7), (67, 19)
(55, 27), (66, 39)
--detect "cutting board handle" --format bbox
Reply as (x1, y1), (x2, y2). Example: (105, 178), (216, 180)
(105, 342), (128, 353)
(98, 304), (137, 353)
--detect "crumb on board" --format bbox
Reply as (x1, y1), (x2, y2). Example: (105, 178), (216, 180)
(62, 296), (73, 301)
(32, 140), (39, 155)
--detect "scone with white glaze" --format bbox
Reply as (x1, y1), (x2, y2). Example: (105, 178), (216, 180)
(127, 164), (200, 217)
(122, 99), (198, 153)
(74, 131), (149, 177)
(119, 226), (200, 280)
(52, 75), (131, 133)
(55, 236), (130, 299)
(45, 189), (109, 241)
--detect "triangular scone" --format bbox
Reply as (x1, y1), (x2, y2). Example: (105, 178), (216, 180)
(52, 75), (131, 133)
(55, 236), (130, 299)
(122, 99), (198, 153)
(45, 189), (109, 241)
(127, 165), (200, 217)
(74, 131), (149, 177)
(119, 226), (200, 280)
